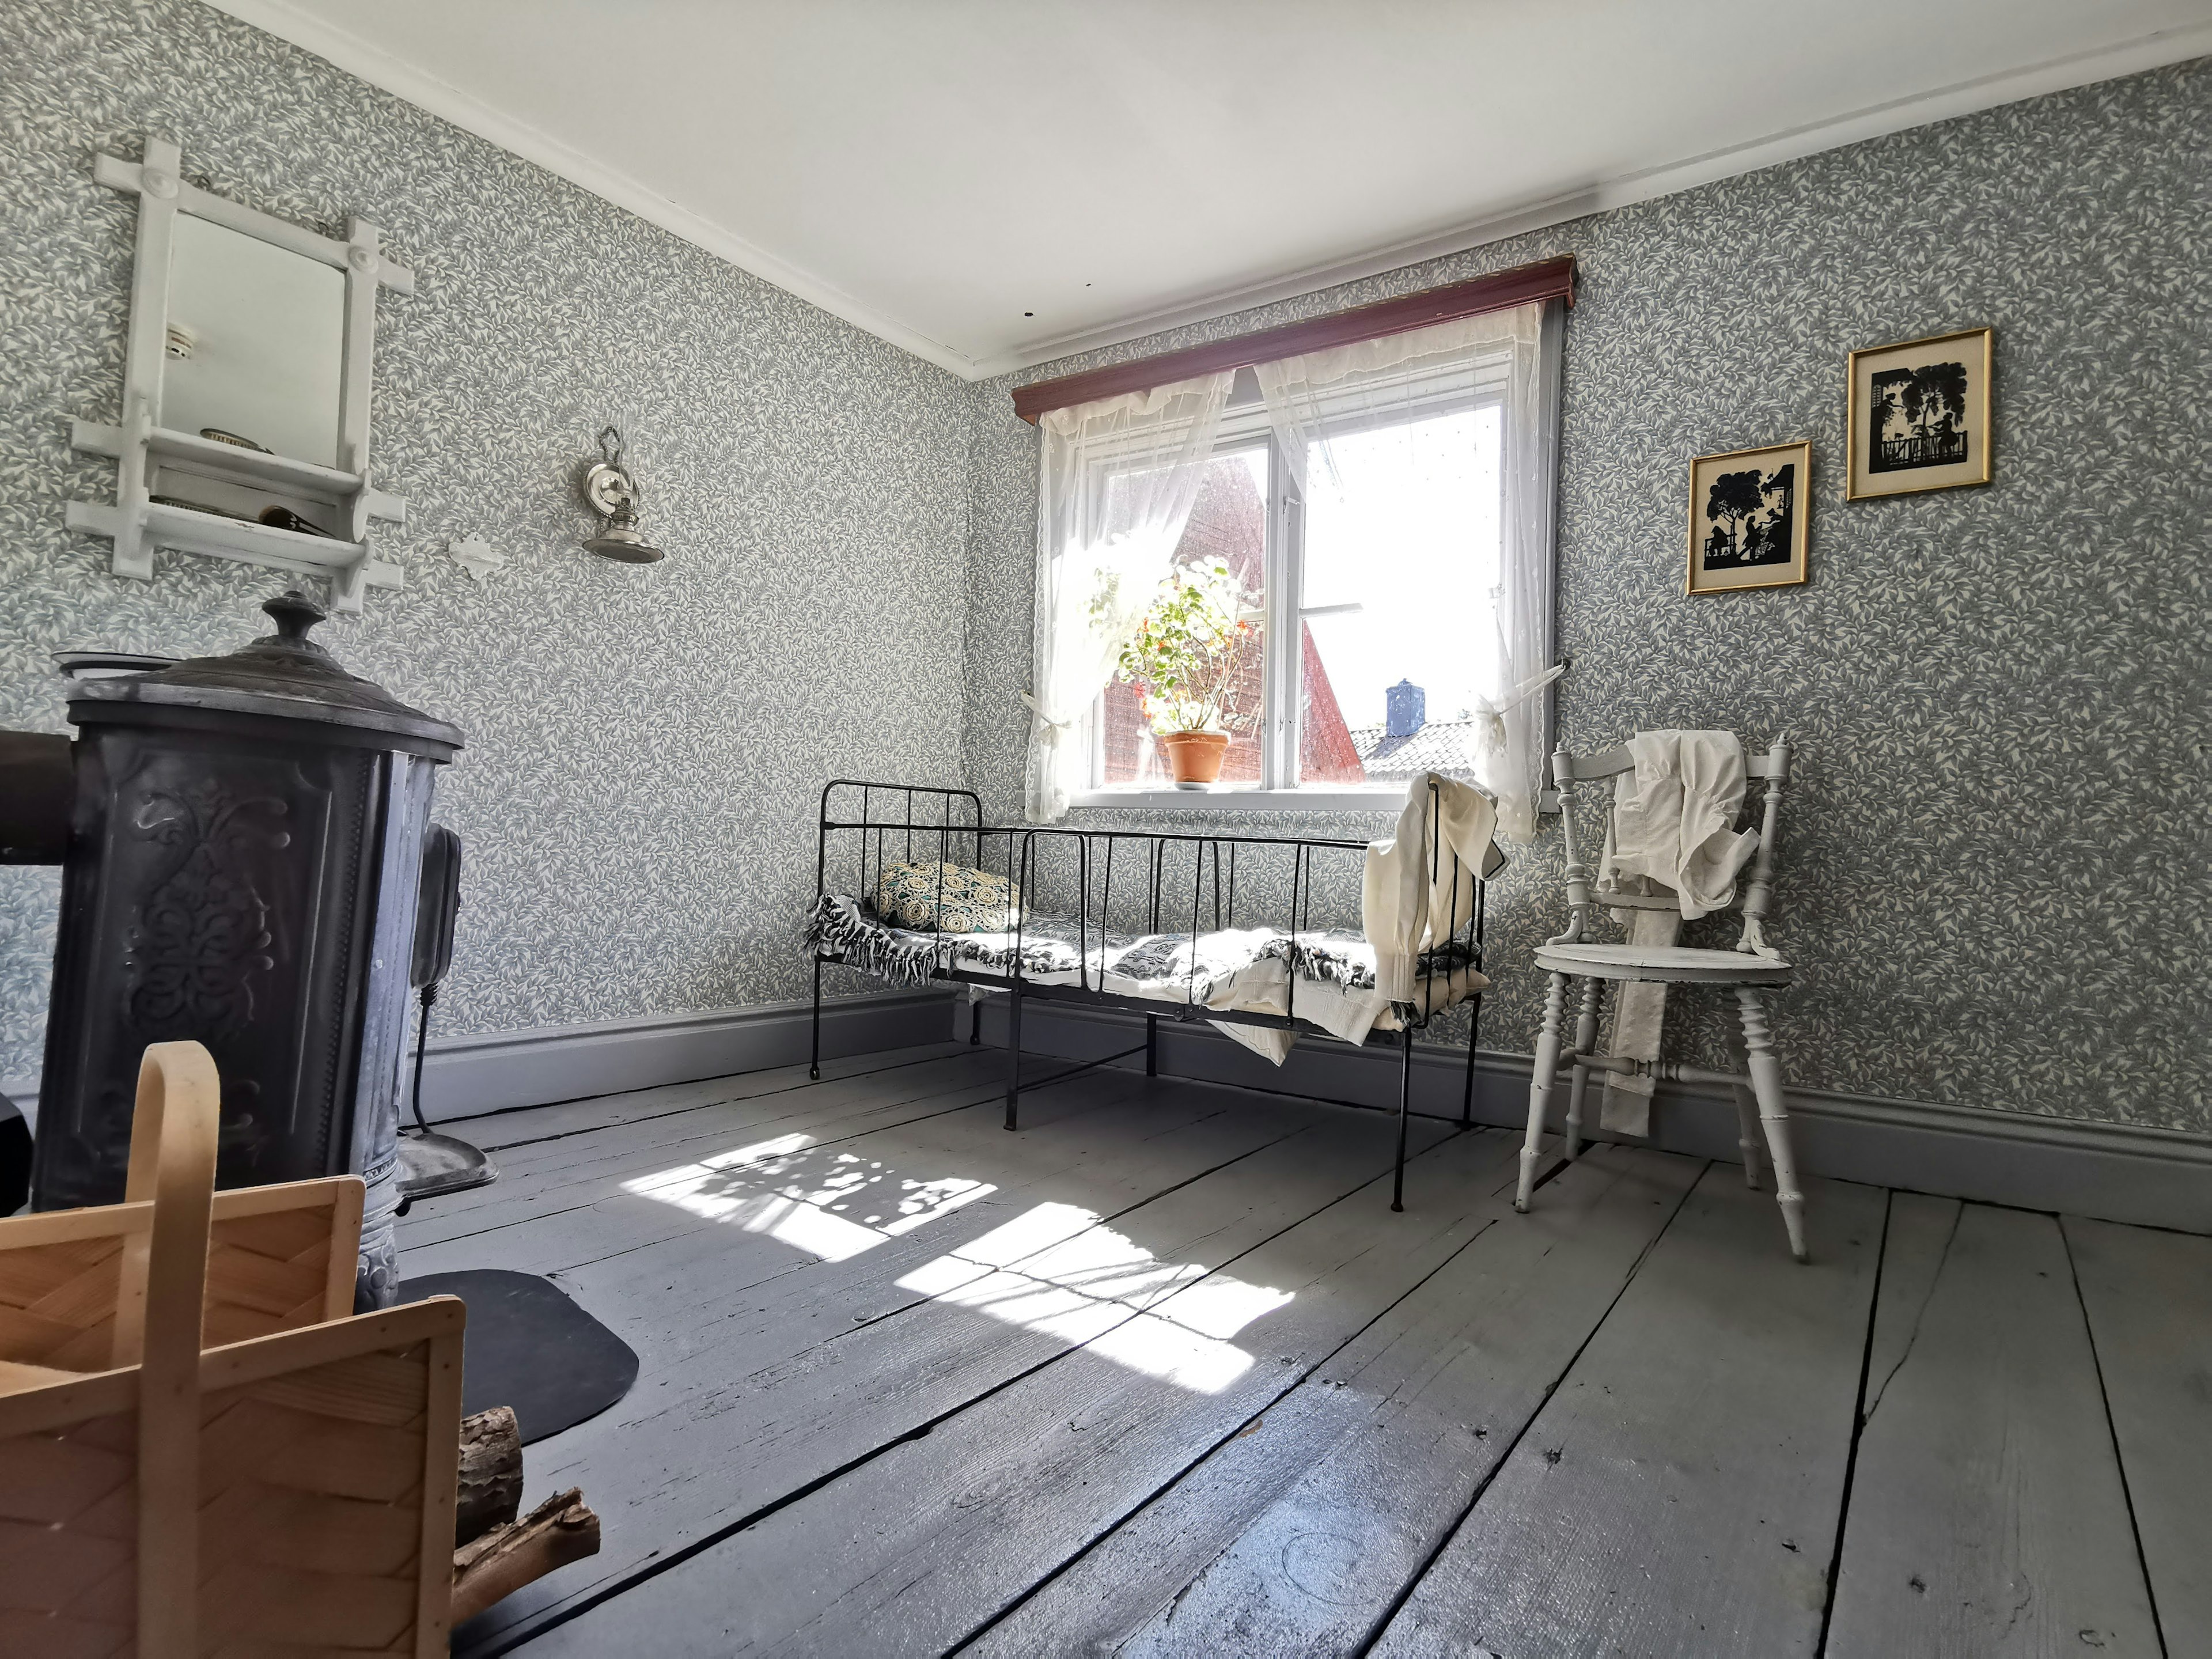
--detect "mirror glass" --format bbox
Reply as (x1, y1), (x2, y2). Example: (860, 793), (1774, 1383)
(161, 213), (344, 469)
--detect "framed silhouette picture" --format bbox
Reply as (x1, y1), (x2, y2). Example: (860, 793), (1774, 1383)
(1847, 327), (1993, 499)
(1687, 440), (1810, 594)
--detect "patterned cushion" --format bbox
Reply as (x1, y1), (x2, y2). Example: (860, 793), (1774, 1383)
(873, 861), (1022, 933)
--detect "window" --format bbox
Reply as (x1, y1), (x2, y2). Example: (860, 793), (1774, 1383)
(1027, 297), (1561, 831)
(1080, 309), (1550, 814)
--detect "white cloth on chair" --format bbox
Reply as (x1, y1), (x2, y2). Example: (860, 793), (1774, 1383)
(1600, 911), (1679, 1137)
(1363, 771), (1505, 1003)
(1609, 730), (1759, 921)
(1594, 730), (1755, 1134)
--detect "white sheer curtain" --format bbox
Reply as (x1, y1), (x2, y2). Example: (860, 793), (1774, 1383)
(1255, 300), (1564, 841)
(1025, 372), (1234, 822)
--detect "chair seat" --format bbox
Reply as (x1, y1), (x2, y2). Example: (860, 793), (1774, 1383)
(1533, 941), (1792, 984)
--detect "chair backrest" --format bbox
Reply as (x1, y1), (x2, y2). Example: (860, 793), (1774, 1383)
(1545, 734), (1790, 956)
(0, 1043), (463, 1658)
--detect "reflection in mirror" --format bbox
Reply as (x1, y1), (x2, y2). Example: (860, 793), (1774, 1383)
(161, 213), (344, 468)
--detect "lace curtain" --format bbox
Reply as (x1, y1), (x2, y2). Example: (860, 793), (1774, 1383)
(1255, 301), (1563, 840)
(1025, 372), (1234, 822)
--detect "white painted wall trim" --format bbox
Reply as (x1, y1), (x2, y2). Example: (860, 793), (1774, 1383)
(978, 22), (2212, 376)
(975, 998), (2212, 1236)
(203, 1), (2212, 384)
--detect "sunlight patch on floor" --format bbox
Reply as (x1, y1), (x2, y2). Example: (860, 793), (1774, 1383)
(620, 1132), (996, 1262)
(896, 1202), (1293, 1394)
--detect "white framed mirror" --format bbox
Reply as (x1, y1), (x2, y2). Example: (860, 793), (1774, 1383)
(164, 213), (347, 469)
(66, 132), (414, 612)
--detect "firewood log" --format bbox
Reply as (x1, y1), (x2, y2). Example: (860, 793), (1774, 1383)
(449, 1487), (601, 1625)
(455, 1404), (524, 1546)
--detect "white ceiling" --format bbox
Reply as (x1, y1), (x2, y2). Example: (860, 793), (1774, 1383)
(214, 1), (2212, 380)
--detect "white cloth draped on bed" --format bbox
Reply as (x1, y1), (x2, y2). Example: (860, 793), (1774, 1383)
(1362, 770), (1506, 1004)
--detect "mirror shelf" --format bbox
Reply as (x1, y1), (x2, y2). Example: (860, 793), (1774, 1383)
(66, 133), (414, 613)
(66, 498), (403, 596)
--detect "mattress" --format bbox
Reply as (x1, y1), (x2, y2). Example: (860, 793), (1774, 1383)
(805, 892), (1486, 1063)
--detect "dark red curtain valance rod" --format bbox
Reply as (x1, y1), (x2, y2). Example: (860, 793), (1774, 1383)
(1009, 255), (1575, 425)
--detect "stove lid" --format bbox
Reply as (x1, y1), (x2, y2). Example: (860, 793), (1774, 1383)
(71, 590), (464, 755)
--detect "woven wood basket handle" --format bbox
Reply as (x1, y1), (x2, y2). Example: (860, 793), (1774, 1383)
(118, 1041), (222, 1659)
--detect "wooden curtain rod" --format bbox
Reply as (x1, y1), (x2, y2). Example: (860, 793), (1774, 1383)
(1010, 255), (1575, 425)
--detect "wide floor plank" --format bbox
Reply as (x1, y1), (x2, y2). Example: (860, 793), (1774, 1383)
(518, 1122), (1510, 1656)
(1824, 1198), (2161, 1657)
(382, 1051), (2207, 1658)
(972, 1143), (1702, 1658)
(2064, 1215), (2211, 1650)
(400, 1050), (1014, 1252)
(459, 1074), (1440, 1650)
(1372, 1166), (1884, 1658)
(440, 1041), (973, 1150)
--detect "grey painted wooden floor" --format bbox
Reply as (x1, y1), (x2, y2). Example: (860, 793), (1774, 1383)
(407, 1041), (2210, 1657)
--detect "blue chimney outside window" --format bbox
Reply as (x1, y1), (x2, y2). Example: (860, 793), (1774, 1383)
(1385, 680), (1426, 739)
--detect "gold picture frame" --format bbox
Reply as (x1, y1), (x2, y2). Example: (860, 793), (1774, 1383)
(1687, 440), (1810, 595)
(1847, 326), (1993, 499)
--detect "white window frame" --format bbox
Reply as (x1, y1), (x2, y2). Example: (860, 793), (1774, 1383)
(1072, 369), (1512, 812)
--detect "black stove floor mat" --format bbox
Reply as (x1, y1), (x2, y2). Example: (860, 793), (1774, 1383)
(396, 1267), (638, 1445)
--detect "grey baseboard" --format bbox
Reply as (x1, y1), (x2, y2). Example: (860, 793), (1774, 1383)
(413, 990), (959, 1122)
(2, 990), (957, 1137)
(972, 995), (2212, 1236)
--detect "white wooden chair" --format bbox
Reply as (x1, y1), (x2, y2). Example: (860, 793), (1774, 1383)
(1514, 736), (1808, 1261)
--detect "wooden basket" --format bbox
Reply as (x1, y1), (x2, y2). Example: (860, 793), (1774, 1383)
(0, 1043), (464, 1658)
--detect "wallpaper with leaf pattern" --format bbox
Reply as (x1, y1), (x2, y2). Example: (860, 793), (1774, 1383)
(2, 6), (2204, 1134)
(964, 59), (2211, 1132)
(0, 0), (973, 1088)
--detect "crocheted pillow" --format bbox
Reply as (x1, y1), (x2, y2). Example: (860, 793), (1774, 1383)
(873, 861), (1022, 933)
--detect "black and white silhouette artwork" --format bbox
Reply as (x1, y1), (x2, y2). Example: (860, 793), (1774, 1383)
(1849, 328), (1993, 499)
(1868, 361), (1970, 472)
(1700, 462), (1796, 568)
(1688, 441), (1810, 593)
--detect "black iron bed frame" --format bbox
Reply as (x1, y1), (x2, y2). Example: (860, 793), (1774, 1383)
(808, 780), (1489, 1211)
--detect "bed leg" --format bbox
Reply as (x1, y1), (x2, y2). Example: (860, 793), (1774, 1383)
(1460, 1003), (1481, 1130)
(1004, 990), (1022, 1131)
(1145, 1014), (1158, 1078)
(1392, 1025), (1414, 1213)
(969, 995), (983, 1047)
(809, 957), (823, 1081)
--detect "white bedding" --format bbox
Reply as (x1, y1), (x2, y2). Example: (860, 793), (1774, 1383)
(805, 893), (1486, 1065)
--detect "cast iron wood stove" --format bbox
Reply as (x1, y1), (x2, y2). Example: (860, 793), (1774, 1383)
(26, 590), (462, 1306)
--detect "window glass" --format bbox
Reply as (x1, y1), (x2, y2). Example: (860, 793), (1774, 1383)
(1086, 390), (1511, 796)
(1098, 448), (1267, 786)
(1300, 404), (1502, 787)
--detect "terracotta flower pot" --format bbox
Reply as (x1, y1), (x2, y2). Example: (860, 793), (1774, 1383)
(1160, 730), (1229, 786)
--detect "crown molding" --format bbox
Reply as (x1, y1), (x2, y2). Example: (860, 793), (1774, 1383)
(202, 0), (983, 380)
(975, 20), (2212, 381)
(207, 2), (2210, 386)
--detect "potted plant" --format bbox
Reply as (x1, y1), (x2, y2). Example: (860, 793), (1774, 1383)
(1114, 559), (1260, 786)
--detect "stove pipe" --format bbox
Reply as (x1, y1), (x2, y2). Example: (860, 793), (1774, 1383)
(26, 591), (463, 1308)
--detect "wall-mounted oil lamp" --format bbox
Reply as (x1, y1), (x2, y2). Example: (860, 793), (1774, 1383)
(579, 425), (662, 563)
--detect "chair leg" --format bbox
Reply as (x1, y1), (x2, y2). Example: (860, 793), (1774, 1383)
(1517, 972), (1568, 1213)
(1735, 987), (1806, 1262)
(1562, 977), (1601, 1161)
(1730, 1084), (1764, 1190)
